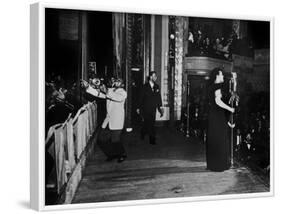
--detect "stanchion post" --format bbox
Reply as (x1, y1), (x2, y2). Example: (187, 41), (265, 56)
(186, 80), (190, 137)
(229, 72), (238, 168)
(230, 99), (234, 167)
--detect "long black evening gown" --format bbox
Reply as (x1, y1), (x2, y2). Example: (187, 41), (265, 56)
(206, 83), (230, 171)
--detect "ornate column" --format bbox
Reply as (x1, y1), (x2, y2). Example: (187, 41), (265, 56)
(168, 16), (176, 125)
(232, 20), (247, 39)
(125, 14), (133, 129)
(112, 13), (126, 79)
(183, 17), (190, 137)
(81, 12), (88, 80)
(174, 16), (184, 121)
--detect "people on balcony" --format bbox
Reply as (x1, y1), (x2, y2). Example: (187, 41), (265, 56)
(187, 25), (253, 60)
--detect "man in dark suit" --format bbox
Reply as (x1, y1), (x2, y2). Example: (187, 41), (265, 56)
(137, 71), (164, 145)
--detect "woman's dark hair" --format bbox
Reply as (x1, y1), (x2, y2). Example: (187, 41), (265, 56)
(209, 67), (224, 85)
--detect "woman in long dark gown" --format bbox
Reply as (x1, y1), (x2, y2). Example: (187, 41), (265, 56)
(206, 68), (235, 171)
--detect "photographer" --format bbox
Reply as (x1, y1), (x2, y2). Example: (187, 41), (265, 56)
(81, 78), (127, 163)
(45, 81), (74, 133)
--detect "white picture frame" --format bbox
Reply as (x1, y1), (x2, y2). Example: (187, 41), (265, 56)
(30, 1), (274, 211)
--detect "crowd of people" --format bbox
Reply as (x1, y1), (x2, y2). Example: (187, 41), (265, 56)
(235, 92), (270, 171)
(45, 75), (81, 134)
(45, 74), (116, 134)
(46, 70), (165, 164)
(187, 27), (253, 60)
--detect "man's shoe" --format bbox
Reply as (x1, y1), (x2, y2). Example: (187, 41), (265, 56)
(117, 155), (127, 163)
(149, 137), (156, 145)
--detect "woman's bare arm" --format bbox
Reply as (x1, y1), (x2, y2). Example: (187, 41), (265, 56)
(215, 89), (234, 113)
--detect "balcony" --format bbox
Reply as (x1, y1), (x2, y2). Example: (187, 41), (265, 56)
(184, 56), (233, 76)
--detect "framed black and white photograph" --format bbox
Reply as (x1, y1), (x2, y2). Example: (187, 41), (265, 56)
(30, 2), (274, 211)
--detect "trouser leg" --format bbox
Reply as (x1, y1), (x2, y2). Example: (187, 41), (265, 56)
(143, 113), (156, 144)
(111, 130), (126, 156)
(140, 125), (146, 139)
(97, 128), (114, 158)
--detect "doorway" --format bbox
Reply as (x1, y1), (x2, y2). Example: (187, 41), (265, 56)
(183, 74), (209, 139)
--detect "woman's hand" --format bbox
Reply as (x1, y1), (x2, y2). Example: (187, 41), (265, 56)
(229, 107), (235, 113)
(229, 93), (239, 105)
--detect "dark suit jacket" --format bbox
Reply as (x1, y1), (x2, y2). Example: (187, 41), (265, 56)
(138, 82), (162, 116)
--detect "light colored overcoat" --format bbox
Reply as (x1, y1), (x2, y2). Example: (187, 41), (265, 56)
(86, 86), (127, 130)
